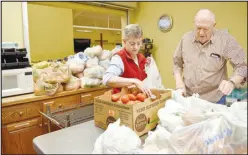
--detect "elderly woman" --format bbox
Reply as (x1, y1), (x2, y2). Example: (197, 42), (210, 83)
(102, 24), (152, 97)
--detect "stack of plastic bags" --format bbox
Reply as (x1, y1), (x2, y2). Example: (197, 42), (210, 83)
(93, 89), (247, 154)
(66, 45), (119, 88)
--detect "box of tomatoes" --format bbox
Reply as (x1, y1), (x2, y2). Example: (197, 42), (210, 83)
(94, 87), (171, 136)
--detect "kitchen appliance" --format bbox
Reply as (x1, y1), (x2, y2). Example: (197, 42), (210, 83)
(1, 48), (30, 70)
(2, 67), (34, 97)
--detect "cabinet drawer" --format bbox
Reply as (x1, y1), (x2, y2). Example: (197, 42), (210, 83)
(42, 94), (80, 113)
(81, 89), (110, 105)
(6, 117), (41, 133)
(2, 102), (41, 125)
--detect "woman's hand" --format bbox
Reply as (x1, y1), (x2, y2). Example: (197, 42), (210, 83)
(132, 78), (152, 97)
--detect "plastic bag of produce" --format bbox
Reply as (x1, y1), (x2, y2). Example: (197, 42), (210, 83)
(93, 119), (141, 154)
(32, 61), (50, 69)
(84, 45), (102, 58)
(41, 63), (71, 84)
(98, 50), (112, 61)
(86, 57), (99, 68)
(66, 52), (88, 74)
(169, 113), (247, 154)
(142, 125), (174, 154)
(34, 79), (60, 96)
(83, 65), (105, 79)
(81, 77), (101, 88)
(64, 76), (81, 91)
(32, 67), (44, 82)
(74, 72), (84, 79)
(67, 62), (85, 75)
(99, 59), (110, 70)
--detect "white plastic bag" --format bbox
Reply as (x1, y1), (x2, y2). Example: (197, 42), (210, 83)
(143, 56), (165, 89)
(92, 119), (141, 154)
(83, 65), (105, 79)
(142, 125), (174, 154)
(84, 45), (102, 59)
(64, 76), (81, 91)
(66, 52), (88, 74)
(99, 59), (110, 70)
(81, 77), (101, 88)
(98, 50), (112, 61)
(86, 57), (99, 68)
(169, 113), (247, 154)
(158, 108), (184, 133)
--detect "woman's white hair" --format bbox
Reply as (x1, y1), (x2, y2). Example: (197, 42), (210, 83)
(123, 24), (143, 39)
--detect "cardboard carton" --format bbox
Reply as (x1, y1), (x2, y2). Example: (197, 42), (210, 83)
(94, 89), (171, 136)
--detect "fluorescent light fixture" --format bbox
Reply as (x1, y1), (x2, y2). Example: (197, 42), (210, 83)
(76, 29), (93, 33)
(74, 25), (122, 31)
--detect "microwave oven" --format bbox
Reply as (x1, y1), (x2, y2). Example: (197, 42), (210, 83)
(2, 67), (34, 97)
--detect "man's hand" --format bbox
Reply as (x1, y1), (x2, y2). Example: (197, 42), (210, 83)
(132, 78), (152, 97)
(218, 80), (235, 95)
(176, 82), (187, 97)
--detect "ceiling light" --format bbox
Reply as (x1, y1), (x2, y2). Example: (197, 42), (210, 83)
(76, 30), (92, 33)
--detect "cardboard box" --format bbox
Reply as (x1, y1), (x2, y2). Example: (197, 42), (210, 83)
(94, 89), (171, 136)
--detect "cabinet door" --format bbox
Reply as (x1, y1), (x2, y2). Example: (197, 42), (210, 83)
(2, 127), (22, 154)
(19, 125), (45, 154)
(1, 117), (46, 154)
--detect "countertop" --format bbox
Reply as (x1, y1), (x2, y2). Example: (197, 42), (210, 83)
(2, 86), (109, 107)
(33, 120), (147, 154)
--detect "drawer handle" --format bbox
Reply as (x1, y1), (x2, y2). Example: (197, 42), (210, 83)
(19, 112), (24, 116)
(81, 94), (92, 98)
(43, 101), (54, 105)
(14, 122), (30, 128)
(59, 104), (63, 108)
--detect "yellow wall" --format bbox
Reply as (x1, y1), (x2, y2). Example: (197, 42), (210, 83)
(2, 2), (24, 48)
(74, 29), (121, 50)
(131, 2), (247, 89)
(28, 4), (74, 62)
(28, 2), (126, 61)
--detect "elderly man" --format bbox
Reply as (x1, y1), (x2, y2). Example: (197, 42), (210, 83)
(173, 9), (247, 104)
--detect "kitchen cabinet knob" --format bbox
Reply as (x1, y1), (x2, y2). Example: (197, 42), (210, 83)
(44, 122), (48, 126)
(39, 124), (43, 127)
(19, 112), (24, 116)
(59, 104), (63, 108)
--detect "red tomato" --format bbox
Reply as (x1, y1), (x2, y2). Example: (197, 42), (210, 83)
(121, 95), (130, 104)
(128, 94), (136, 101)
(111, 94), (120, 102)
(136, 93), (146, 102)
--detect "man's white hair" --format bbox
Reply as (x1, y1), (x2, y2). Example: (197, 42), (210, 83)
(194, 9), (216, 24)
(123, 24), (143, 39)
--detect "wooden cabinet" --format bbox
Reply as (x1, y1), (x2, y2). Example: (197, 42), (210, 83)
(42, 94), (80, 113)
(2, 87), (110, 154)
(80, 89), (108, 105)
(2, 117), (46, 154)
(2, 102), (41, 125)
